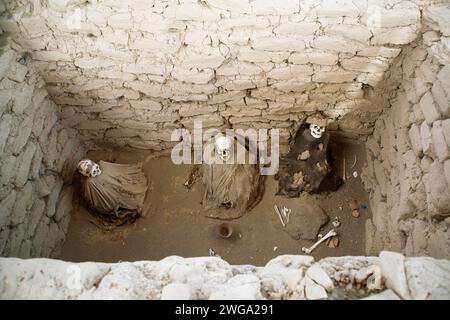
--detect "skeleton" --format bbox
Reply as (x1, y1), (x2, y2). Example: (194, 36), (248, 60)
(77, 159), (102, 178)
(309, 124), (325, 139)
(274, 205), (291, 227)
(214, 134), (233, 162)
(332, 217), (341, 228)
(302, 229), (337, 254)
(208, 248), (222, 259)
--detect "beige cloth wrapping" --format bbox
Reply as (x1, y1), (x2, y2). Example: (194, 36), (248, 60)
(202, 160), (263, 219)
(80, 161), (148, 217)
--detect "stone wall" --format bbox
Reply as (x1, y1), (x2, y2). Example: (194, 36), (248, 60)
(362, 4), (450, 259)
(1, 251), (449, 299)
(0, 42), (85, 258)
(0, 0), (425, 151)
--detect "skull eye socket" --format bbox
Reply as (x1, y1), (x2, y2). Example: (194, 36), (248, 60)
(310, 124), (324, 139)
(77, 159), (100, 177)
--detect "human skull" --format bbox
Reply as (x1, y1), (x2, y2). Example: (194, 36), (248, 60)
(310, 124), (325, 139)
(214, 135), (233, 162)
(77, 159), (102, 178)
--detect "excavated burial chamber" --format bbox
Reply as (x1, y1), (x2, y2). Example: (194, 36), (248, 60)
(0, 1), (449, 270)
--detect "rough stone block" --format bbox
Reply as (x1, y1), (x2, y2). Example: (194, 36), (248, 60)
(182, 52), (225, 69)
(324, 24), (372, 43)
(420, 121), (434, 156)
(432, 80), (450, 117)
(36, 178), (51, 198)
(408, 124), (422, 157)
(129, 99), (162, 112)
(30, 145), (43, 180)
(274, 22), (319, 35)
(172, 68), (214, 84)
(205, 0), (250, 13)
(0, 50), (15, 80)
(12, 83), (34, 115)
(31, 217), (50, 257)
(0, 114), (12, 153)
(342, 56), (389, 73)
(125, 81), (170, 98)
(161, 283), (192, 300)
(54, 186), (73, 223)
(306, 265), (334, 292)
(313, 36), (365, 53)
(12, 115), (34, 155)
(267, 65), (313, 80)
(357, 46), (402, 58)
(98, 70), (135, 82)
(379, 251), (411, 299)
(180, 113), (224, 129)
(208, 91), (246, 105)
(46, 180), (64, 219)
(314, 0), (360, 17)
(108, 13), (133, 29)
(363, 289), (400, 300)
(0, 156), (17, 185)
(272, 80), (314, 93)
(15, 142), (37, 188)
(442, 119), (450, 147)
(8, 64), (28, 83)
(174, 3), (220, 21)
(10, 182), (33, 227)
(54, 96), (93, 106)
(431, 121), (450, 162)
(252, 0), (299, 15)
(417, 58), (438, 84)
(179, 104), (218, 117)
(371, 26), (418, 45)
(77, 120), (114, 130)
(0, 191), (16, 228)
(253, 37), (305, 52)
(74, 58), (116, 69)
(218, 16), (270, 30)
(33, 51), (72, 62)
(363, 5), (420, 29)
(123, 64), (166, 76)
(312, 71), (357, 83)
(444, 159), (450, 188)
(289, 51), (338, 65)
(0, 89), (12, 115)
(405, 256), (450, 299)
(424, 4), (450, 37)
(420, 92), (441, 124)
(21, 16), (51, 37)
(427, 161), (450, 216)
(373, 159), (388, 196)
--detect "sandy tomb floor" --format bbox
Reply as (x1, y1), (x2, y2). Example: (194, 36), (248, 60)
(60, 138), (370, 266)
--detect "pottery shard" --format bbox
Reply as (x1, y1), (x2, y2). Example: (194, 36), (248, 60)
(284, 196), (329, 241)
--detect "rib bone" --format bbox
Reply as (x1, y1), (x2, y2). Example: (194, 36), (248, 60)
(274, 205), (286, 227)
(302, 229), (337, 254)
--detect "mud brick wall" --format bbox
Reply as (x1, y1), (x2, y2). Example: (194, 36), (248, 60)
(362, 4), (450, 259)
(0, 42), (85, 258)
(0, 0), (426, 152)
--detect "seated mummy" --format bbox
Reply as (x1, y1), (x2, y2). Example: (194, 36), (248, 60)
(77, 159), (148, 219)
(201, 134), (264, 219)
